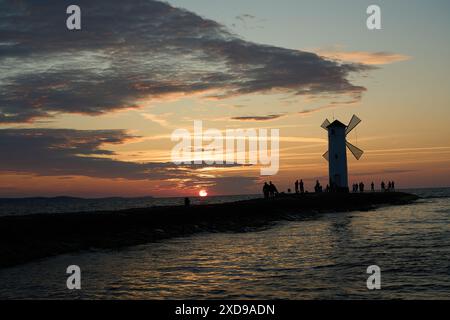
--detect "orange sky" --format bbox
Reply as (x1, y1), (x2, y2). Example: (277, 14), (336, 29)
(1, 0), (450, 197)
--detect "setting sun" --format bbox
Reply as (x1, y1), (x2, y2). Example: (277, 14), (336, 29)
(199, 190), (208, 197)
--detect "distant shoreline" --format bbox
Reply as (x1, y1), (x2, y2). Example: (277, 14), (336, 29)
(0, 192), (419, 269)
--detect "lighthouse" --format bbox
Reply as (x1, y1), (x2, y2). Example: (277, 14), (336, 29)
(321, 115), (364, 192)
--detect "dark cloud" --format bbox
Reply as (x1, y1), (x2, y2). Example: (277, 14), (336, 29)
(0, 128), (238, 180)
(0, 0), (371, 123)
(231, 114), (284, 121)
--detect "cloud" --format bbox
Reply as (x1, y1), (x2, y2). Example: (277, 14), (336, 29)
(298, 97), (360, 115)
(0, 0), (371, 123)
(235, 14), (256, 22)
(0, 128), (239, 180)
(314, 47), (411, 65)
(232, 14), (264, 30)
(141, 112), (173, 128)
(231, 114), (285, 121)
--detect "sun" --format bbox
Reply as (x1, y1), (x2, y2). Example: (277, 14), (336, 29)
(199, 190), (208, 197)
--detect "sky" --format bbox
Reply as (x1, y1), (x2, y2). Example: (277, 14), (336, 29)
(0, 0), (449, 197)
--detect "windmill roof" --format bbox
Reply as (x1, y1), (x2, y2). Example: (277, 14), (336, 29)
(327, 120), (347, 128)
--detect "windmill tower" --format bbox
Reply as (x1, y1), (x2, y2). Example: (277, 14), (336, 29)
(321, 115), (364, 192)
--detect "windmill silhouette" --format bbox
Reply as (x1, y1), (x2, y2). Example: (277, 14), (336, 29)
(321, 115), (364, 192)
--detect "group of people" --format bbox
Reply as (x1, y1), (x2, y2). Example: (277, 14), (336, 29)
(298, 179), (330, 193)
(294, 179), (305, 194)
(314, 180), (323, 193)
(352, 182), (365, 192)
(263, 179), (398, 197)
(352, 181), (396, 192)
(381, 181), (395, 192)
(262, 181), (279, 199)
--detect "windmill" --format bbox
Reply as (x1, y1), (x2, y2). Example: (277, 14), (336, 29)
(321, 115), (364, 192)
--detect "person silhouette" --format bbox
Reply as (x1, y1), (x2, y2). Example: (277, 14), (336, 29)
(295, 180), (299, 194)
(371, 181), (375, 192)
(299, 179), (304, 194)
(381, 181), (385, 192)
(315, 180), (321, 193)
(263, 182), (270, 199)
(392, 181), (395, 191)
(359, 182), (364, 193)
(269, 181), (278, 198)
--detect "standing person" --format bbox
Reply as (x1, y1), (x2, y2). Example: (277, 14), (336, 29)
(388, 181), (392, 191)
(359, 182), (364, 193)
(315, 180), (321, 193)
(299, 179), (304, 194)
(295, 180), (299, 194)
(263, 182), (269, 199)
(381, 181), (385, 192)
(371, 181), (375, 192)
(392, 181), (395, 191)
(269, 181), (278, 198)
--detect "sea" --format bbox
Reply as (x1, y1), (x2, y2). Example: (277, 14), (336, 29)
(0, 188), (449, 299)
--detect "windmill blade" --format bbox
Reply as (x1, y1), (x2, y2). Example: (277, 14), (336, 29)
(321, 119), (331, 130)
(345, 115), (361, 135)
(322, 150), (329, 162)
(346, 141), (364, 160)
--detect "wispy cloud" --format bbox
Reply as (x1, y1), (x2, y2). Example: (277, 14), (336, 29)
(298, 97), (360, 115)
(141, 112), (174, 128)
(235, 14), (256, 22)
(231, 114), (285, 121)
(314, 46), (411, 65)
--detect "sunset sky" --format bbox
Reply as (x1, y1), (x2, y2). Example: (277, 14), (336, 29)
(1, 0), (449, 197)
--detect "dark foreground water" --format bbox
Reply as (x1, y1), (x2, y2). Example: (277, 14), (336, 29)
(0, 188), (449, 299)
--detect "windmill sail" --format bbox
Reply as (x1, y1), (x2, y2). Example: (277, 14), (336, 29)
(321, 119), (331, 130)
(345, 115), (361, 135)
(346, 141), (364, 160)
(322, 150), (329, 162)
